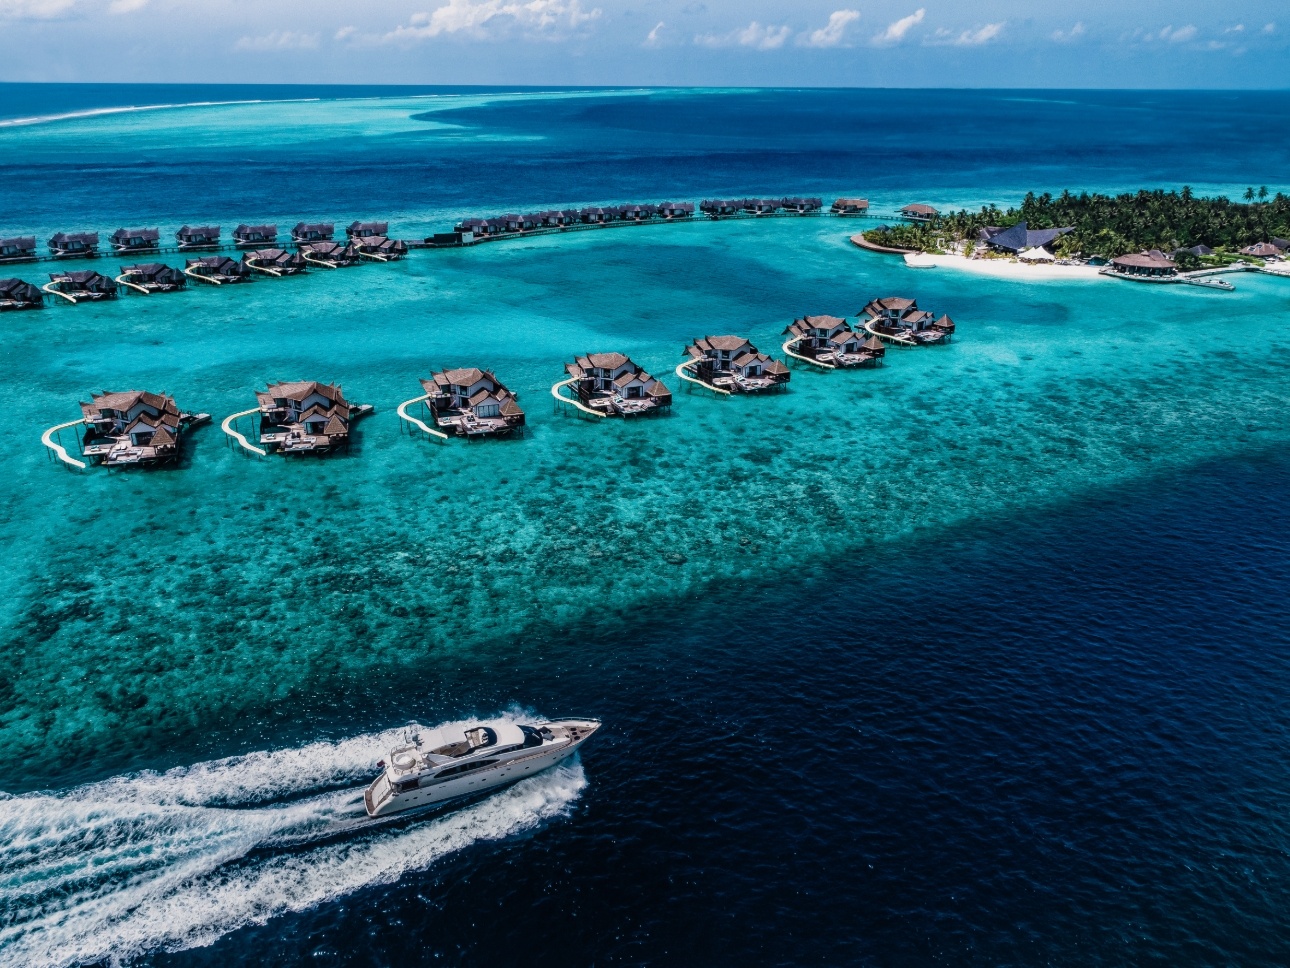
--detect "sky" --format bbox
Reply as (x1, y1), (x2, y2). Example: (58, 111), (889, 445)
(0, 0), (1286, 88)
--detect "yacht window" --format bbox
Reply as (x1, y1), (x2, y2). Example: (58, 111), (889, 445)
(435, 758), (498, 779)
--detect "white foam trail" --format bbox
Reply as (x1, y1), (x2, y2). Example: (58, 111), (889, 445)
(0, 715), (586, 967)
(0, 98), (325, 129)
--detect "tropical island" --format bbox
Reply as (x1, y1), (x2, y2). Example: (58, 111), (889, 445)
(864, 188), (1290, 274)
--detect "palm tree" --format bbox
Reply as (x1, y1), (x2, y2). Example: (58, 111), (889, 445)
(1244, 187), (1256, 202)
(1259, 185), (1269, 200)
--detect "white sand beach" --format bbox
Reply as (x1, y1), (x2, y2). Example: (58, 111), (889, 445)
(902, 252), (1105, 281)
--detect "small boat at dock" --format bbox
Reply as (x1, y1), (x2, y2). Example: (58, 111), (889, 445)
(682, 336), (791, 392)
(184, 255), (252, 284)
(44, 269), (117, 303)
(117, 262), (187, 294)
(232, 224), (277, 248)
(48, 231), (99, 259)
(242, 248), (306, 276)
(420, 368), (525, 437)
(0, 277), (43, 310)
(365, 718), (601, 819)
(176, 225), (221, 250)
(109, 227), (160, 254)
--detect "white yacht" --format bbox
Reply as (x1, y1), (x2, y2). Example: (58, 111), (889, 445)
(364, 718), (600, 818)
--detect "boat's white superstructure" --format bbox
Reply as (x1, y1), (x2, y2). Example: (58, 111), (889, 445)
(364, 718), (600, 818)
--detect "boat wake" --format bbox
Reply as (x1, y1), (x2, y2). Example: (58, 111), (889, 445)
(0, 717), (586, 968)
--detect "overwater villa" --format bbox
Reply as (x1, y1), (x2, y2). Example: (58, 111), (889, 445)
(782, 197), (823, 214)
(658, 202), (695, 219)
(175, 225), (220, 250)
(255, 380), (369, 455)
(109, 227), (160, 253)
(420, 367), (526, 438)
(743, 198), (780, 215)
(683, 336), (790, 392)
(353, 236), (409, 261)
(79, 390), (206, 468)
(184, 255), (252, 284)
(242, 248), (306, 276)
(860, 296), (952, 346)
(978, 221), (1073, 256)
(45, 269), (117, 303)
(48, 231), (99, 259)
(562, 353), (672, 416)
(783, 315), (885, 367)
(579, 207), (615, 224)
(347, 221), (388, 239)
(232, 224), (277, 248)
(901, 204), (938, 222)
(831, 198), (870, 215)
(0, 236), (38, 263)
(117, 262), (187, 294)
(291, 222), (335, 245)
(700, 199), (741, 217)
(620, 204), (656, 221)
(300, 241), (361, 268)
(0, 277), (43, 310)
(1106, 250), (1178, 279)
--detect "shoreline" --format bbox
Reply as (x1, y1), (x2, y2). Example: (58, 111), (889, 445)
(900, 251), (1105, 281)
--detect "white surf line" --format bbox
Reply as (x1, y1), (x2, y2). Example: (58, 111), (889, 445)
(40, 419), (87, 469)
(396, 393), (449, 440)
(674, 358), (731, 395)
(0, 97), (320, 129)
(220, 409), (267, 456)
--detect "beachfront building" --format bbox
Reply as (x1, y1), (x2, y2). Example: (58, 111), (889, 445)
(1175, 244), (1214, 258)
(563, 353), (672, 416)
(118, 262), (187, 294)
(46, 269), (117, 303)
(683, 336), (791, 392)
(291, 222), (335, 244)
(48, 231), (99, 259)
(79, 390), (197, 467)
(185, 255), (252, 284)
(232, 224), (277, 248)
(860, 296), (952, 346)
(0, 277), (43, 310)
(901, 203), (938, 222)
(255, 380), (355, 455)
(0, 236), (38, 262)
(420, 367), (526, 437)
(978, 221), (1073, 256)
(109, 227), (160, 253)
(1107, 250), (1178, 278)
(347, 221), (389, 240)
(176, 225), (220, 250)
(242, 248), (306, 275)
(1240, 242), (1282, 259)
(783, 315), (885, 367)
(831, 198), (870, 215)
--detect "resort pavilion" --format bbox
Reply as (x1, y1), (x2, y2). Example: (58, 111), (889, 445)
(1108, 250), (1178, 277)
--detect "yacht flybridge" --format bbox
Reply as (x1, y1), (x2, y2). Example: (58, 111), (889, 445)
(364, 718), (600, 818)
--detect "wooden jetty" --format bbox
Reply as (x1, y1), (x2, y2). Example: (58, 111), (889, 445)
(44, 269), (117, 304)
(233, 224), (277, 248)
(184, 255), (252, 285)
(242, 248), (306, 276)
(0, 236), (38, 264)
(556, 353), (672, 418)
(176, 225), (221, 250)
(860, 296), (952, 346)
(782, 316), (884, 368)
(0, 277), (44, 310)
(300, 241), (361, 268)
(116, 262), (187, 294)
(109, 227), (160, 254)
(77, 390), (208, 468)
(413, 368), (526, 438)
(681, 336), (790, 393)
(48, 231), (99, 259)
(254, 380), (370, 455)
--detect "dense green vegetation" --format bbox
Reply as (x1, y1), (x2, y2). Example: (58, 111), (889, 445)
(868, 188), (1290, 259)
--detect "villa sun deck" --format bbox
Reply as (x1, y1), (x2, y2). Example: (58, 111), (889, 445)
(682, 336), (791, 393)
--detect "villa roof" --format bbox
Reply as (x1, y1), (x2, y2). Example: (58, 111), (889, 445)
(1176, 244), (1214, 256)
(500, 398), (524, 417)
(702, 335), (752, 351)
(984, 221), (1073, 253)
(436, 367), (488, 388)
(234, 224), (276, 235)
(293, 222), (334, 234)
(861, 335), (886, 351)
(261, 380), (347, 405)
(149, 426), (176, 448)
(84, 390), (178, 418)
(828, 331), (856, 346)
(177, 225), (219, 236)
(580, 352), (630, 370)
(0, 278), (40, 300)
(0, 235), (37, 248)
(802, 314), (848, 329)
(323, 415), (348, 435)
(111, 227), (160, 242)
(1240, 242), (1280, 257)
(732, 351), (764, 366)
(868, 296), (916, 312)
(1111, 252), (1177, 269)
(647, 381), (671, 397)
(764, 359), (789, 375)
(1271, 238), (1290, 250)
(902, 203), (937, 216)
(832, 197), (869, 208)
(613, 371), (638, 388)
(50, 232), (99, 244)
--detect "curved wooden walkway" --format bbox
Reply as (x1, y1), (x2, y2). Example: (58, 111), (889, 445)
(397, 393), (450, 440)
(781, 337), (836, 369)
(114, 273), (151, 295)
(551, 378), (607, 418)
(183, 265), (223, 285)
(674, 358), (731, 395)
(41, 282), (77, 304)
(862, 318), (916, 347)
(220, 408), (267, 456)
(41, 418), (88, 469)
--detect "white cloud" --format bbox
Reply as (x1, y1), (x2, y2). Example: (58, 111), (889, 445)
(696, 20), (791, 50)
(234, 30), (321, 51)
(1224, 24), (1244, 33)
(1158, 24), (1197, 43)
(1263, 23), (1276, 34)
(800, 9), (859, 48)
(643, 20), (664, 47)
(932, 22), (1004, 46)
(0, 0), (78, 19)
(1051, 22), (1084, 43)
(107, 0), (146, 12)
(335, 25), (356, 41)
(873, 8), (923, 46)
(383, 0), (600, 42)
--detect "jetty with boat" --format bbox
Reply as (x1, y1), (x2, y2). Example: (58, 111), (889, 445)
(44, 269), (117, 303)
(116, 262), (187, 294)
(176, 225), (221, 250)
(556, 353), (672, 417)
(860, 296), (953, 346)
(681, 336), (791, 393)
(184, 255), (252, 284)
(79, 390), (208, 468)
(783, 315), (885, 368)
(418, 368), (526, 438)
(48, 232), (99, 259)
(109, 227), (160, 254)
(255, 380), (371, 455)
(0, 277), (43, 310)
(242, 248), (306, 276)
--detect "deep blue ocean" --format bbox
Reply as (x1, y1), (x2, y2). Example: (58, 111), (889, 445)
(1, 86), (1289, 966)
